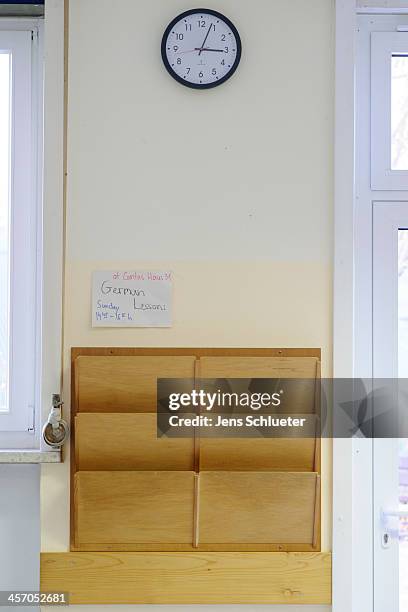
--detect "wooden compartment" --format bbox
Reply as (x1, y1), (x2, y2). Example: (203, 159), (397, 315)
(198, 471), (320, 545)
(200, 436), (317, 472)
(199, 355), (319, 378)
(75, 355), (196, 412)
(75, 413), (195, 470)
(198, 356), (320, 414)
(74, 471), (195, 546)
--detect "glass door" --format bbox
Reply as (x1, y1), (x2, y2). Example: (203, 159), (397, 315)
(373, 201), (408, 611)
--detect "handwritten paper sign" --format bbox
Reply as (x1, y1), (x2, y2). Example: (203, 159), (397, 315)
(92, 270), (172, 327)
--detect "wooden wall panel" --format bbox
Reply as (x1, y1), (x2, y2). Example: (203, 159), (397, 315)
(75, 413), (194, 470)
(199, 472), (319, 544)
(75, 355), (196, 412)
(74, 471), (195, 546)
(41, 551), (332, 604)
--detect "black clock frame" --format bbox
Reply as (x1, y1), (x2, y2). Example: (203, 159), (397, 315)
(161, 8), (242, 90)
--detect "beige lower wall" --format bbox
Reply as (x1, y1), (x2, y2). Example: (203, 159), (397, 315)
(41, 259), (332, 552)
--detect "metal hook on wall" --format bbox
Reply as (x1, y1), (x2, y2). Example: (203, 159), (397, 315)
(42, 393), (69, 448)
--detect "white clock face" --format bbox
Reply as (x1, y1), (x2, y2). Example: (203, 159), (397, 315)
(162, 9), (241, 89)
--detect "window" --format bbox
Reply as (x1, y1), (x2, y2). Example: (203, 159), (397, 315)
(391, 56), (408, 170)
(372, 32), (408, 189)
(0, 24), (42, 445)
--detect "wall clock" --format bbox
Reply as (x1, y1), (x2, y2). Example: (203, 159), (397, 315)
(161, 8), (242, 89)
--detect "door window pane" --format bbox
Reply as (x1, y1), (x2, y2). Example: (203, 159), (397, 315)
(392, 56), (408, 170)
(0, 52), (10, 414)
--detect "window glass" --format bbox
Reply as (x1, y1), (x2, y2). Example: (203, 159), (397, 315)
(391, 55), (408, 170)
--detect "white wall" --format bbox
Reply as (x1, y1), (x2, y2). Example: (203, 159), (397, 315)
(41, 1), (334, 609)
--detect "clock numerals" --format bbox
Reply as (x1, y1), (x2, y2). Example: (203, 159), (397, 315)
(162, 10), (241, 89)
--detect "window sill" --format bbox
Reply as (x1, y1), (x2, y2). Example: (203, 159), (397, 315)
(0, 449), (61, 463)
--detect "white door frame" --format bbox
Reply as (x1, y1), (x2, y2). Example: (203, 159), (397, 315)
(333, 2), (374, 611)
(334, 4), (408, 611)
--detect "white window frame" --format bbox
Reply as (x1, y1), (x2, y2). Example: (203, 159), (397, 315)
(371, 32), (408, 190)
(38, 1), (64, 453)
(0, 20), (42, 447)
(0, 2), (64, 451)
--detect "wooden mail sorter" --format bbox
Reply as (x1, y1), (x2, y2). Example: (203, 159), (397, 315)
(71, 347), (321, 552)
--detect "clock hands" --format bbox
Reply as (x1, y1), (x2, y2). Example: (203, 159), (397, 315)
(175, 47), (225, 54)
(195, 47), (225, 52)
(174, 21), (226, 63)
(198, 23), (213, 55)
(176, 48), (200, 54)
